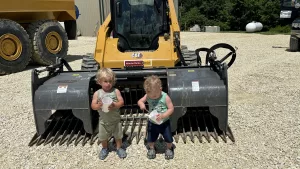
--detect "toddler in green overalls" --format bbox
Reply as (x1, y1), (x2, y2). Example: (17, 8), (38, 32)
(91, 68), (127, 160)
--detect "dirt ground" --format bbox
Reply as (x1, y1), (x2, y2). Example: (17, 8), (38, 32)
(0, 32), (299, 169)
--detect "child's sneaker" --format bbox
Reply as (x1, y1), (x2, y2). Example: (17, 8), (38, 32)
(99, 148), (109, 160)
(116, 148), (127, 159)
(165, 148), (174, 160)
(147, 148), (156, 159)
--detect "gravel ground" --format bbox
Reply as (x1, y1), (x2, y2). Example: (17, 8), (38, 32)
(0, 32), (299, 169)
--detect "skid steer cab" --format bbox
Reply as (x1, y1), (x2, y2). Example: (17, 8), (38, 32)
(29, 42), (236, 147)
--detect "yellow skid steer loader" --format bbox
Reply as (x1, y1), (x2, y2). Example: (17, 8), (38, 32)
(29, 0), (236, 146)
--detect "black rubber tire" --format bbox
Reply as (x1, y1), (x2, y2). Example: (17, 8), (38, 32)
(81, 54), (99, 71)
(0, 19), (31, 74)
(26, 20), (68, 65)
(289, 35), (299, 52)
(64, 20), (77, 40)
(180, 45), (198, 66)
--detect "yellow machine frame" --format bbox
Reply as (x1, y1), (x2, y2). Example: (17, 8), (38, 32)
(94, 0), (181, 68)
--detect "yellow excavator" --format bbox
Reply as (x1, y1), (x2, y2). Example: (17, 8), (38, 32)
(29, 0), (236, 146)
(0, 0), (78, 74)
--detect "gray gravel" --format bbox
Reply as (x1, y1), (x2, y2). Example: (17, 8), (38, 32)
(0, 32), (299, 169)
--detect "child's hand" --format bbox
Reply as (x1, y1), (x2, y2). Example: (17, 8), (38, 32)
(108, 102), (115, 111)
(156, 113), (165, 122)
(97, 99), (103, 108)
(96, 99), (103, 109)
(139, 103), (146, 111)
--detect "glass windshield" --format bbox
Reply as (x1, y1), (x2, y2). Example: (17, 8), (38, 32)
(115, 0), (164, 49)
(281, 0), (295, 7)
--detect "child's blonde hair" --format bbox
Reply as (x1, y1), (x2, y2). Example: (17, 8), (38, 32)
(95, 68), (116, 85)
(143, 75), (162, 93)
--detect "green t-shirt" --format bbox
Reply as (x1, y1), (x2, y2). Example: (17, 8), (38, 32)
(97, 88), (121, 124)
(147, 91), (169, 124)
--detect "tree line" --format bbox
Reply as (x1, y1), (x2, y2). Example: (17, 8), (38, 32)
(178, 0), (286, 31)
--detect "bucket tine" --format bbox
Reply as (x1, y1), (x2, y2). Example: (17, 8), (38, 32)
(188, 113), (194, 143)
(121, 109), (128, 126)
(59, 117), (76, 145)
(74, 127), (84, 146)
(144, 120), (149, 143)
(128, 109), (138, 143)
(36, 118), (57, 146)
(136, 115), (143, 144)
(67, 119), (81, 146)
(52, 114), (72, 146)
(82, 132), (91, 146)
(44, 117), (63, 146)
(36, 134), (45, 146)
(28, 133), (39, 146)
(208, 113), (219, 143)
(122, 110), (130, 136)
(173, 131), (179, 143)
(220, 132), (227, 143)
(90, 133), (99, 145)
(202, 113), (211, 143)
(195, 114), (203, 143)
(181, 117), (187, 143)
(226, 126), (235, 142)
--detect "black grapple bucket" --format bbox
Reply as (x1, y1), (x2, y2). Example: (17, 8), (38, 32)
(28, 61), (234, 146)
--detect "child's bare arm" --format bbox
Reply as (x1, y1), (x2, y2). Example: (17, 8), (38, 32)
(91, 92), (102, 110)
(161, 95), (174, 119)
(137, 94), (147, 110)
(111, 89), (124, 109)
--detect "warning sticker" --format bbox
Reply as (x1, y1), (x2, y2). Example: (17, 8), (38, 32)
(192, 81), (199, 92)
(57, 85), (68, 93)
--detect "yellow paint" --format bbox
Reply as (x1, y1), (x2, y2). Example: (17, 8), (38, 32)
(45, 31), (62, 54)
(0, 33), (22, 61)
(93, 0), (182, 69)
(0, 0), (76, 22)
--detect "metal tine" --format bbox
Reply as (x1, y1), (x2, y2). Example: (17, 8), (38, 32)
(202, 113), (211, 143)
(220, 131), (227, 143)
(144, 119), (149, 144)
(120, 89), (127, 125)
(36, 134), (45, 146)
(67, 119), (81, 146)
(82, 132), (91, 146)
(59, 116), (76, 145)
(44, 117), (63, 146)
(89, 133), (98, 145)
(195, 113), (203, 143)
(129, 88), (133, 110)
(122, 109), (131, 136)
(226, 126), (235, 142)
(128, 109), (137, 143)
(173, 130), (179, 143)
(52, 114), (72, 146)
(136, 111), (144, 144)
(74, 127), (84, 146)
(188, 113), (194, 143)
(208, 113), (219, 143)
(121, 108), (128, 126)
(181, 117), (187, 144)
(28, 133), (40, 146)
(36, 118), (57, 146)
